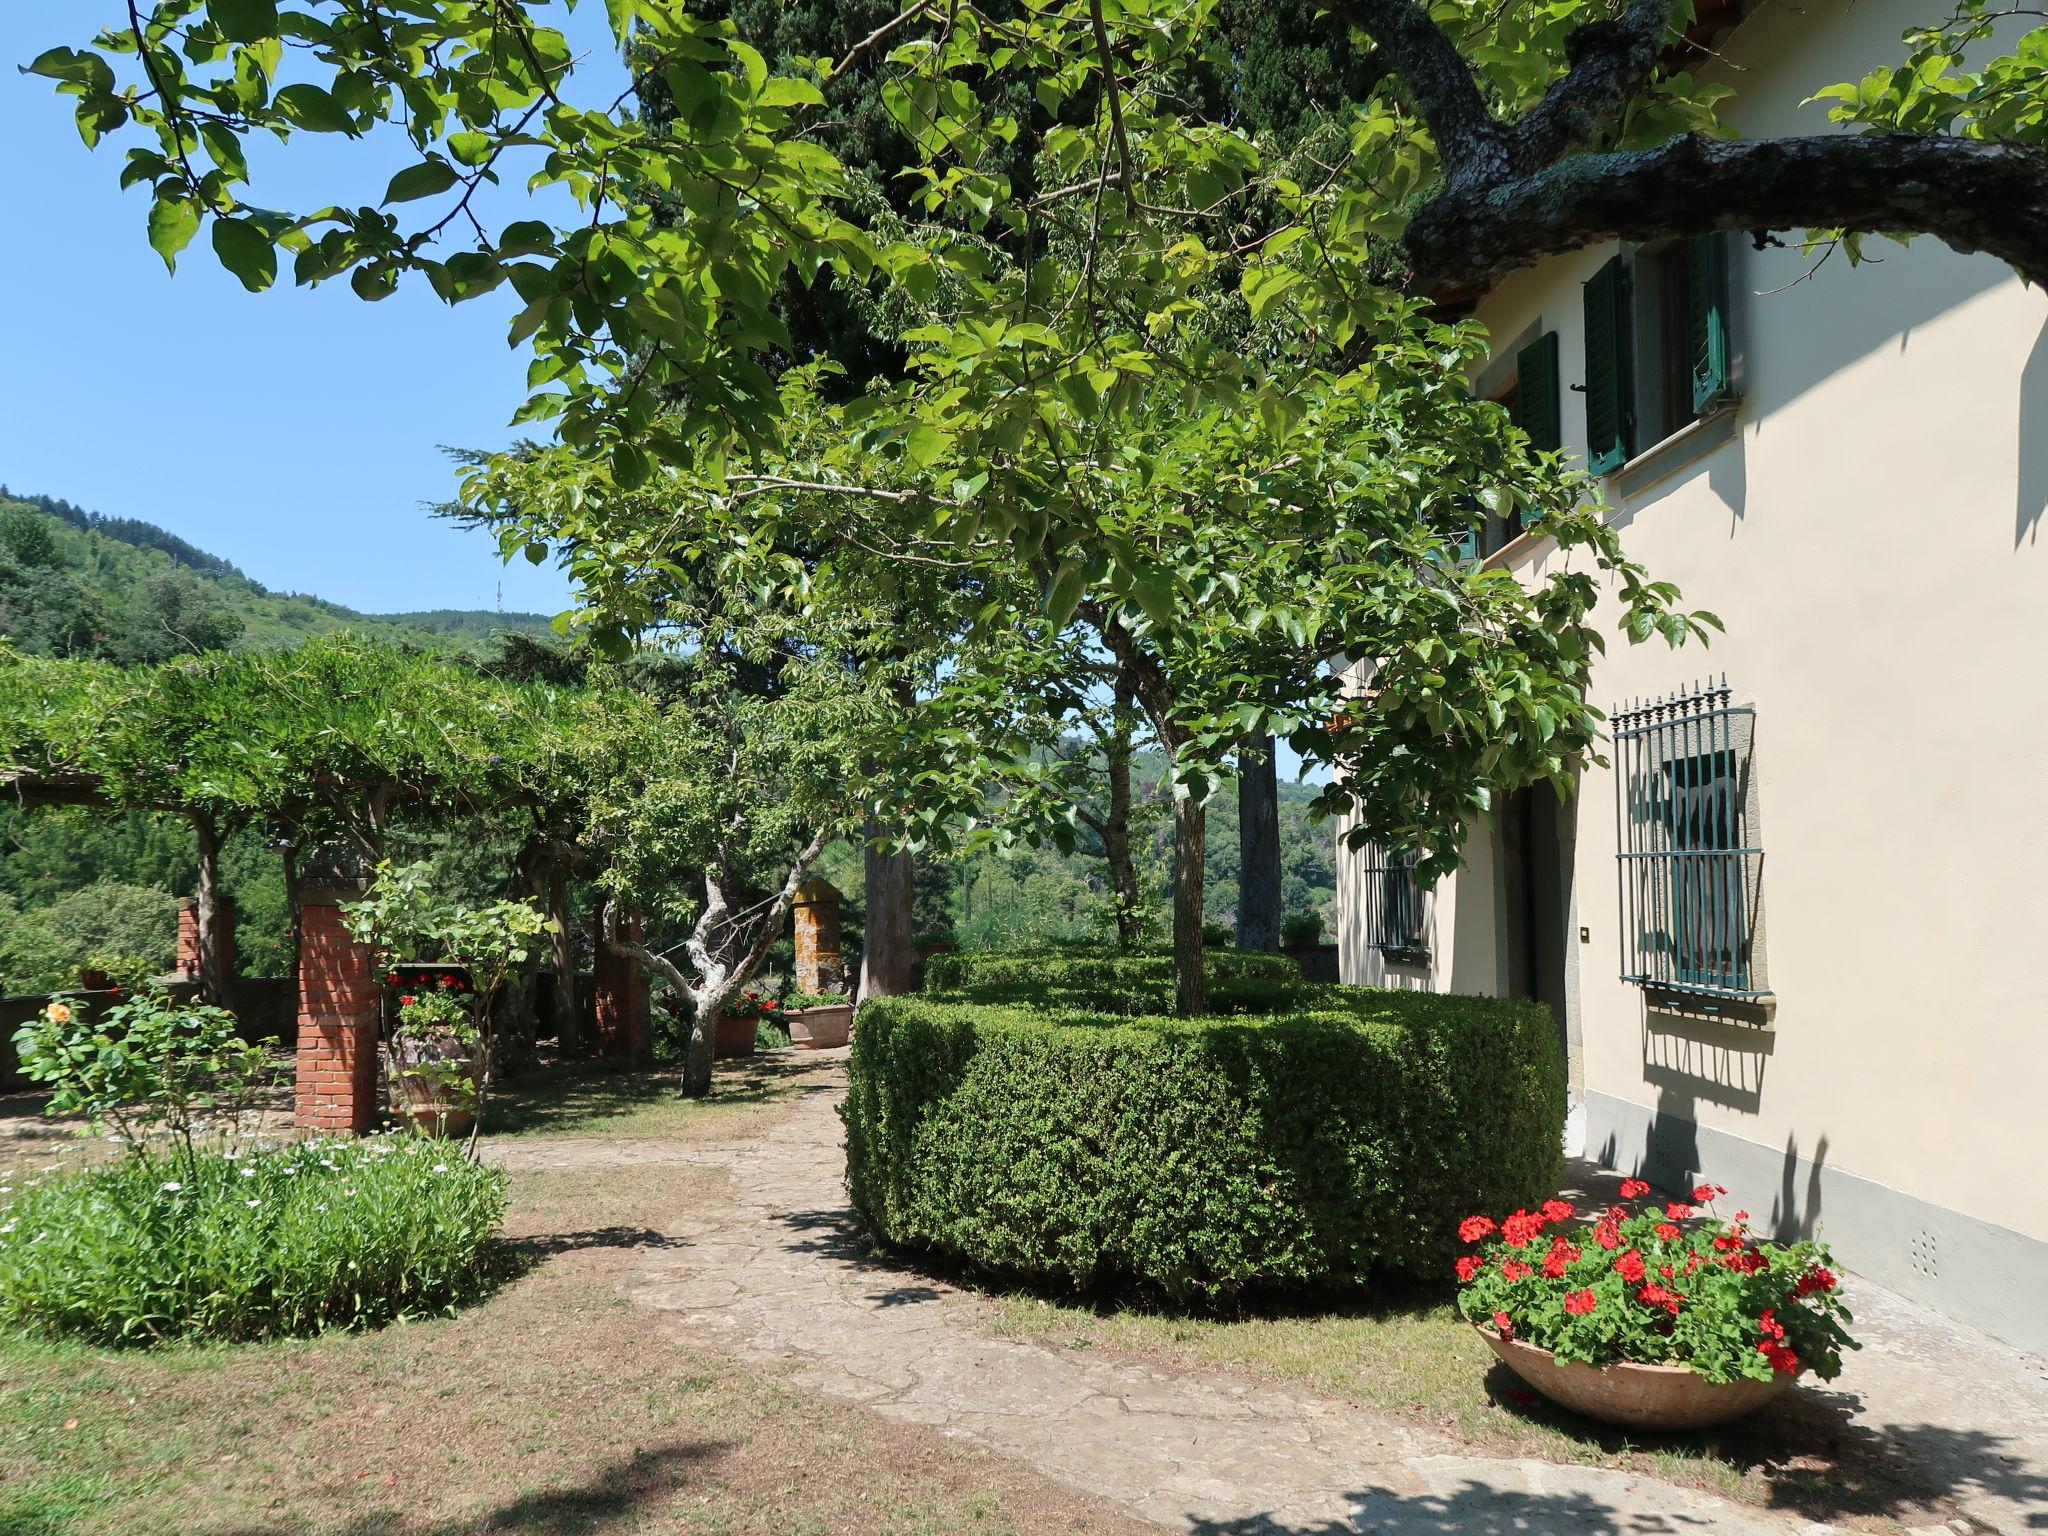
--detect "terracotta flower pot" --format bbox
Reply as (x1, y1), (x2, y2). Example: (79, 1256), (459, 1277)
(1477, 1326), (1794, 1430)
(787, 1003), (853, 1049)
(715, 1010), (759, 1059)
(387, 1034), (480, 1139)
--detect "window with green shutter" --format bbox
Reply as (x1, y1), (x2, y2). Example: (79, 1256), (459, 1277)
(1582, 256), (1634, 474)
(1511, 331), (1562, 453)
(1688, 233), (1731, 413)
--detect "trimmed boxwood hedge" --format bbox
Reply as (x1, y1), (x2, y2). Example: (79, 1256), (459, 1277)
(843, 987), (1564, 1303)
(925, 974), (1316, 1017)
(921, 944), (1301, 992)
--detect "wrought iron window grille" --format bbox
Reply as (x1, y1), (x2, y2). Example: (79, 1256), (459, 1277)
(1358, 844), (1430, 964)
(1612, 677), (1770, 1002)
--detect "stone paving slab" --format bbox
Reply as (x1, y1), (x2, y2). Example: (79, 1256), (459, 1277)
(606, 1051), (1850, 1536)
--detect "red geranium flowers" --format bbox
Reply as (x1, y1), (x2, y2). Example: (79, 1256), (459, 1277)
(1451, 1173), (1857, 1387)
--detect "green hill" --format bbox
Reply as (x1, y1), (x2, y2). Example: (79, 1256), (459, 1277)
(0, 486), (556, 662)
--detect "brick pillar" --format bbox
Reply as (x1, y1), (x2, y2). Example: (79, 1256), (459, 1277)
(294, 884), (380, 1134)
(176, 901), (202, 981)
(595, 914), (648, 1063)
(793, 879), (845, 995)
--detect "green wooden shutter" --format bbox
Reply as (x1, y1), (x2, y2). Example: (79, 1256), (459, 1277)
(1582, 255), (1633, 475)
(1511, 331), (1562, 452)
(1450, 492), (1480, 562)
(1689, 233), (1731, 413)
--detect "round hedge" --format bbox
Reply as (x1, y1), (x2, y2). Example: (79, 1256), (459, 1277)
(921, 945), (1302, 993)
(844, 986), (1564, 1303)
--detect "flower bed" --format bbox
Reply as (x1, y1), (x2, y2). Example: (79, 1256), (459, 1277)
(844, 988), (1563, 1302)
(1453, 1180), (1856, 1386)
(0, 1136), (507, 1345)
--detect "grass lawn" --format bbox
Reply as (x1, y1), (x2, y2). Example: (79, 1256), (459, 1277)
(480, 1048), (830, 1140)
(0, 1057), (1147, 1536)
(979, 1289), (1955, 1532)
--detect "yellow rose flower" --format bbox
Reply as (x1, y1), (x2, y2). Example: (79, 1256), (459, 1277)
(44, 1001), (72, 1025)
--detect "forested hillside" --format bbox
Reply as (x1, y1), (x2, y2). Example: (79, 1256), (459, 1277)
(0, 487), (554, 661)
(0, 487), (559, 993)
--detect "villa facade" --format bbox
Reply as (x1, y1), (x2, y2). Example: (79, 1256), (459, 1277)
(1333, 0), (2048, 1354)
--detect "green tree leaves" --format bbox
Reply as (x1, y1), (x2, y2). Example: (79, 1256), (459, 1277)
(209, 0), (280, 44)
(147, 196), (200, 273)
(210, 218), (275, 292)
(383, 158), (461, 205)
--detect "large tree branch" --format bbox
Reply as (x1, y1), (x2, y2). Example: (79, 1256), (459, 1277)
(1344, 0), (1509, 185)
(1404, 132), (2048, 291)
(1508, 0), (1681, 174)
(1078, 601), (1184, 754)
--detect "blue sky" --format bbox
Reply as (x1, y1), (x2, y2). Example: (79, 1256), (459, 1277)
(0, 4), (626, 618)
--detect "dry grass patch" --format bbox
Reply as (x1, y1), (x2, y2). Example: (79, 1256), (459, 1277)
(979, 1291), (1962, 1533)
(0, 1147), (1149, 1536)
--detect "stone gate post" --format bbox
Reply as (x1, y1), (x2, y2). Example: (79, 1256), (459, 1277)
(793, 879), (846, 995)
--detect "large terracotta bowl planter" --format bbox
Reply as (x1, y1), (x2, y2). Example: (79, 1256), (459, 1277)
(715, 1010), (758, 1059)
(388, 1037), (481, 1139)
(787, 1003), (853, 1049)
(1477, 1327), (1793, 1430)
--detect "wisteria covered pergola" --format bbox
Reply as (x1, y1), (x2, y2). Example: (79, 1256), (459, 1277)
(0, 638), (646, 1128)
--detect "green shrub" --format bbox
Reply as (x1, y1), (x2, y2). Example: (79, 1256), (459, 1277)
(1281, 912), (1325, 947)
(921, 945), (1299, 993)
(0, 1135), (506, 1345)
(844, 988), (1564, 1303)
(927, 974), (1314, 1017)
(0, 882), (180, 994)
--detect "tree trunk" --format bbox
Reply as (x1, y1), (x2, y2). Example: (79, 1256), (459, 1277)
(546, 866), (578, 1055)
(1104, 678), (1142, 948)
(858, 823), (916, 1001)
(281, 841), (302, 988)
(1236, 737), (1282, 952)
(1171, 793), (1206, 1017)
(191, 812), (231, 1005)
(1085, 604), (1202, 1011)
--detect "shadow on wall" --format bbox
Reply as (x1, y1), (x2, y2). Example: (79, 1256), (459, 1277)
(2020, 314), (2048, 546)
(1592, 999), (1832, 1243)
(1639, 1006), (1773, 1115)
(1770, 1128), (1830, 1243)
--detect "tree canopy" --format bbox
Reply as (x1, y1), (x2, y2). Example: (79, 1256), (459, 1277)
(32, 0), (2046, 1010)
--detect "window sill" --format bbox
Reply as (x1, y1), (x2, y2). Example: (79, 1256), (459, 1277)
(1608, 403), (1739, 499)
(1479, 401), (1742, 571)
(1375, 944), (1432, 968)
(1634, 979), (1775, 1027)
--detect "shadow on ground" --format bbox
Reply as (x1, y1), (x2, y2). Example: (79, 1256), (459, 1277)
(201, 1441), (734, 1536)
(486, 1049), (842, 1137)
(1477, 1355), (2046, 1528)
(1187, 1481), (1665, 1535)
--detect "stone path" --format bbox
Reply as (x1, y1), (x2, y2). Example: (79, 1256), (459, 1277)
(504, 1052), (1913, 1536)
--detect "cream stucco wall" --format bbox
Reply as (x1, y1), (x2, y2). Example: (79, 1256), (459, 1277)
(1336, 0), (2048, 1272)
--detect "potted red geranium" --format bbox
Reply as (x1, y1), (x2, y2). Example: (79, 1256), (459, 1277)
(1455, 1180), (1856, 1430)
(716, 990), (777, 1058)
